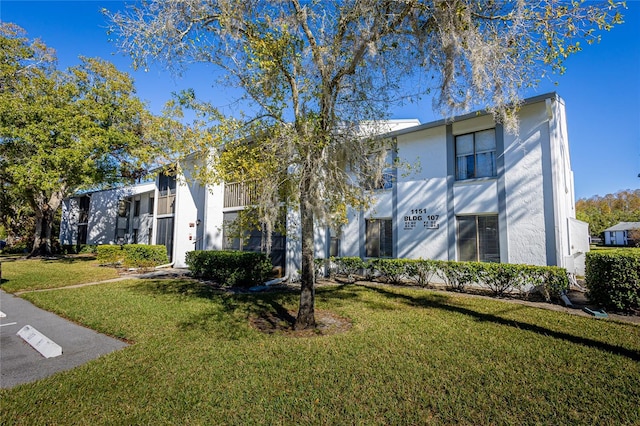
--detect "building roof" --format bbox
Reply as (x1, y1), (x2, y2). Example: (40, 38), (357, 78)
(603, 222), (640, 232)
(384, 92), (561, 139)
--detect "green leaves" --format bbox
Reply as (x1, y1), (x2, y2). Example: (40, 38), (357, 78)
(0, 24), (178, 255)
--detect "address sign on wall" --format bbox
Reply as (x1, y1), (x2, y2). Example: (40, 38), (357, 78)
(403, 209), (440, 230)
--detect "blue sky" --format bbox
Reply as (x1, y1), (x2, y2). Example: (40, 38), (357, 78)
(2, 0), (639, 200)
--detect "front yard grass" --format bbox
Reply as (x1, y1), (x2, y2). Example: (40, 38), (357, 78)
(0, 256), (120, 293)
(1, 275), (639, 425)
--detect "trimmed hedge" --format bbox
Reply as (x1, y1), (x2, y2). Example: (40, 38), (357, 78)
(404, 259), (438, 288)
(586, 249), (640, 313)
(328, 257), (569, 300)
(97, 244), (169, 268)
(329, 256), (367, 282)
(185, 250), (273, 287)
(369, 258), (407, 284)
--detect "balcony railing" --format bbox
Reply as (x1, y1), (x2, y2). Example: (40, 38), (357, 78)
(224, 181), (258, 208)
(157, 193), (175, 215)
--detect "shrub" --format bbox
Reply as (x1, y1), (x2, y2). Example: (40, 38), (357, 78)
(1, 241), (30, 255)
(96, 244), (169, 268)
(331, 256), (367, 282)
(327, 257), (571, 304)
(404, 258), (439, 287)
(185, 250), (273, 287)
(515, 265), (569, 302)
(97, 245), (123, 265)
(438, 261), (481, 291)
(586, 249), (640, 313)
(479, 263), (526, 296)
(315, 258), (329, 279)
(122, 245), (169, 268)
(369, 258), (407, 284)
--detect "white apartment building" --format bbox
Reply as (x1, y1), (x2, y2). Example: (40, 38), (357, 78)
(60, 92), (589, 276)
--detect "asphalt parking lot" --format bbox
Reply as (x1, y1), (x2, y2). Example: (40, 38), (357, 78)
(0, 289), (128, 389)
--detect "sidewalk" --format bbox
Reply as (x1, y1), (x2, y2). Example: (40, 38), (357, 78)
(0, 289), (128, 389)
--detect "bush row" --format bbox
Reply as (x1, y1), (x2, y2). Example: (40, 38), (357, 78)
(586, 249), (640, 313)
(323, 257), (569, 300)
(185, 250), (273, 288)
(97, 244), (169, 268)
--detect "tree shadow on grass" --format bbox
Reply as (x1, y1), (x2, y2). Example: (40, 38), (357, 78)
(131, 279), (357, 335)
(47, 255), (99, 264)
(364, 284), (640, 362)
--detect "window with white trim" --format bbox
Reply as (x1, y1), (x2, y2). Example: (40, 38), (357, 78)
(455, 129), (496, 180)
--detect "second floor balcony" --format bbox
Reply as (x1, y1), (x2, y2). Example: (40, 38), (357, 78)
(224, 181), (258, 208)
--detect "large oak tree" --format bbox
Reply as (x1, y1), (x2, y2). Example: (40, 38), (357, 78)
(108, 0), (624, 329)
(0, 23), (175, 256)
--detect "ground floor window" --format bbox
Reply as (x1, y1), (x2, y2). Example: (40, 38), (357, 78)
(222, 211), (286, 273)
(366, 218), (393, 258)
(156, 217), (174, 261)
(457, 215), (500, 262)
(77, 224), (87, 245)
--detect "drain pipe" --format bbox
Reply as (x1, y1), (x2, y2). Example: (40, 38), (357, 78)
(155, 261), (175, 269)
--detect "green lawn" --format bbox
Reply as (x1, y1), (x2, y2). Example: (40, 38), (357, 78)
(0, 256), (120, 293)
(1, 274), (639, 424)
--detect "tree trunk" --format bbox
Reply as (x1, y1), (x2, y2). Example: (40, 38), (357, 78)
(29, 191), (63, 257)
(295, 174), (316, 330)
(29, 209), (53, 257)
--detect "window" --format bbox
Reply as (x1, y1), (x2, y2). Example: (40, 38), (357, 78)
(133, 200), (140, 217)
(364, 168), (394, 190)
(117, 199), (130, 218)
(366, 218), (393, 258)
(158, 173), (176, 196)
(329, 228), (340, 257)
(77, 224), (88, 245)
(77, 195), (90, 245)
(456, 129), (496, 180)
(78, 196), (90, 224)
(116, 199), (130, 244)
(157, 173), (176, 215)
(222, 212), (242, 250)
(457, 215), (500, 262)
(148, 197), (154, 215)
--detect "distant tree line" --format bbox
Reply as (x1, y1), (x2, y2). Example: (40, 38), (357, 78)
(576, 189), (640, 238)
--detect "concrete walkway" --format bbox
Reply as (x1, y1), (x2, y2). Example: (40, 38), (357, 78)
(0, 289), (128, 389)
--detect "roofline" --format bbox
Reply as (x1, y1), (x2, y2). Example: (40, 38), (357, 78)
(384, 92), (562, 139)
(603, 222), (640, 232)
(68, 180), (157, 199)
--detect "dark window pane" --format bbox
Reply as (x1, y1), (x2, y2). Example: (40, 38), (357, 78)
(381, 219), (393, 257)
(458, 216), (478, 262)
(478, 216), (500, 262)
(365, 220), (380, 258)
(366, 219), (392, 258)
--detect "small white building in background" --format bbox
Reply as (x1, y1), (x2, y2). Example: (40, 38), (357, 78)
(603, 222), (640, 246)
(60, 92), (590, 276)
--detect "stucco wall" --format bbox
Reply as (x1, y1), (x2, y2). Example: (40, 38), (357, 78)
(502, 102), (550, 266)
(172, 160), (207, 268)
(395, 126), (449, 260)
(59, 198), (79, 245)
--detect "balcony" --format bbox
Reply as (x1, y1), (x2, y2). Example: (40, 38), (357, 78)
(224, 181), (258, 208)
(157, 193), (175, 215)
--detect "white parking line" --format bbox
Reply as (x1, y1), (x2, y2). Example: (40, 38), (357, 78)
(0, 322), (18, 327)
